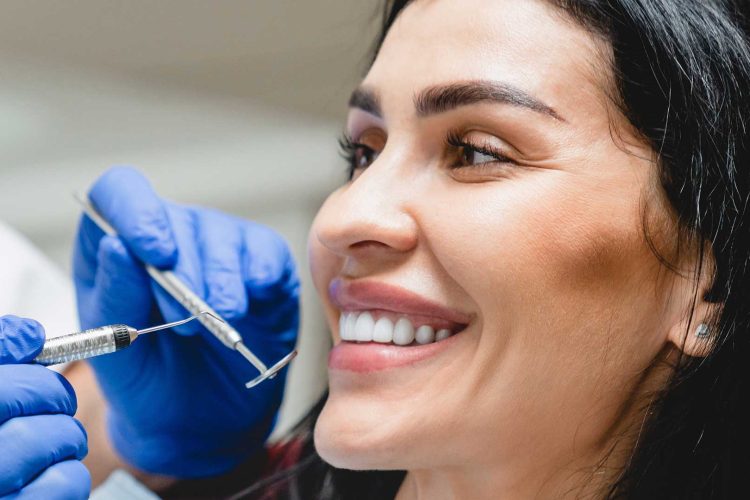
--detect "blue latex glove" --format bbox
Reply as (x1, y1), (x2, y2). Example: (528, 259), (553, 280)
(73, 166), (300, 478)
(0, 316), (90, 500)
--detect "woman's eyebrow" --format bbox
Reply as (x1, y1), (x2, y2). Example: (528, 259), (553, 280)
(348, 87), (383, 117)
(415, 80), (565, 121)
(347, 80), (564, 122)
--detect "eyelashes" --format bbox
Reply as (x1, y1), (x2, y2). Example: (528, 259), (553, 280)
(445, 130), (517, 167)
(338, 134), (355, 174)
(339, 134), (377, 179)
(339, 129), (517, 179)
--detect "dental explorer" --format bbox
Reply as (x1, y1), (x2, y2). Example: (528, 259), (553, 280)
(74, 194), (297, 388)
(35, 312), (217, 366)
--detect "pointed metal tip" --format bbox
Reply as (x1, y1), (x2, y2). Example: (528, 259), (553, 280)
(72, 192), (87, 205)
(136, 311), (225, 335)
(197, 311), (225, 324)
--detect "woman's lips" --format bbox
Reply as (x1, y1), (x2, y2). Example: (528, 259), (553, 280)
(328, 333), (463, 373)
(328, 279), (472, 372)
(329, 279), (472, 326)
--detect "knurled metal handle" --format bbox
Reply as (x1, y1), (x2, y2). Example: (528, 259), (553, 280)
(35, 326), (119, 365)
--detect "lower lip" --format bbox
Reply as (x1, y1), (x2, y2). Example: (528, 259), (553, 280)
(328, 333), (462, 373)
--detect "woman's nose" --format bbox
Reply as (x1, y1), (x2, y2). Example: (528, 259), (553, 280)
(314, 159), (419, 258)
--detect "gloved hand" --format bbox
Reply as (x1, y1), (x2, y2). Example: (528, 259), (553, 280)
(73, 166), (299, 478)
(0, 316), (90, 500)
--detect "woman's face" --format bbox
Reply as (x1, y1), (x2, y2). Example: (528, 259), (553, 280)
(309, 0), (681, 487)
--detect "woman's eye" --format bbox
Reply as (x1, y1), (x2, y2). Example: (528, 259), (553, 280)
(339, 134), (382, 179)
(353, 145), (379, 169)
(447, 131), (516, 169)
(460, 145), (501, 166)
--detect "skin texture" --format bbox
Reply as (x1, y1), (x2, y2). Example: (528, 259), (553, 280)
(309, 0), (710, 498)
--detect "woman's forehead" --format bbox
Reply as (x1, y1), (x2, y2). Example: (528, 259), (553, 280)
(364, 0), (612, 125)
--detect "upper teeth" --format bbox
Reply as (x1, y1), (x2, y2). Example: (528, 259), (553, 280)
(338, 311), (453, 345)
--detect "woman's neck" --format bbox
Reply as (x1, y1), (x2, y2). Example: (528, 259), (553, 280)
(395, 454), (619, 500)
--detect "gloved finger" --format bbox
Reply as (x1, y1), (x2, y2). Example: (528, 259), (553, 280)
(196, 209), (247, 321)
(0, 365), (77, 424)
(72, 214), (106, 287)
(241, 223), (297, 301)
(88, 166), (177, 269)
(151, 206), (206, 336)
(91, 236), (153, 330)
(241, 225), (300, 332)
(1, 460), (91, 500)
(0, 316), (45, 364)
(86, 236), (160, 396)
(0, 414), (88, 496)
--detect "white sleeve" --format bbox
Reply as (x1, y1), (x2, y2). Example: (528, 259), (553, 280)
(0, 221), (78, 334)
(0, 222), (78, 373)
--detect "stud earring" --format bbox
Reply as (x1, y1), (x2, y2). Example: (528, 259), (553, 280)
(695, 323), (711, 338)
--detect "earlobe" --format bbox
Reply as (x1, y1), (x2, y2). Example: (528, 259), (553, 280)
(666, 311), (715, 358)
(665, 246), (721, 358)
(665, 270), (720, 358)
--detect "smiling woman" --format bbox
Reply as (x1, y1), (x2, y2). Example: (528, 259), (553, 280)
(262, 0), (750, 498)
(94, 0), (750, 498)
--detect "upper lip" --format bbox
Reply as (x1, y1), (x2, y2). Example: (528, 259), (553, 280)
(329, 278), (472, 326)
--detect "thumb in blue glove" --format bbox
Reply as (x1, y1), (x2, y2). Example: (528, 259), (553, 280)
(0, 315), (91, 500)
(74, 166), (300, 477)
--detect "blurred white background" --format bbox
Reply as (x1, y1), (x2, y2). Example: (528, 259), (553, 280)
(0, 0), (379, 434)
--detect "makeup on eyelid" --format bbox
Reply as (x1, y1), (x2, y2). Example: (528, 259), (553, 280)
(340, 130), (519, 180)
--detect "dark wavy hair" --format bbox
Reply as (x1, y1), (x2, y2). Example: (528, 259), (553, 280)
(237, 1), (750, 498)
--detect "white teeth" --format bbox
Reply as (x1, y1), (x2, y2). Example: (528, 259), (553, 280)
(340, 312), (358, 341)
(393, 318), (416, 346)
(354, 312), (375, 342)
(435, 329), (451, 341)
(339, 311), (455, 345)
(415, 325), (435, 344)
(372, 317), (394, 343)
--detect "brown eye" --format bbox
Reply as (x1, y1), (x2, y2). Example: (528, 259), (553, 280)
(340, 129), (386, 179)
(446, 131), (517, 170)
(459, 145), (500, 166)
(354, 144), (379, 169)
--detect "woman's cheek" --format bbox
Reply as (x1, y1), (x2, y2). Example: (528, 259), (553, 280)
(430, 156), (660, 352)
(429, 174), (649, 333)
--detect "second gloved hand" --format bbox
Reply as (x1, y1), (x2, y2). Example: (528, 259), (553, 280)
(0, 316), (90, 500)
(73, 167), (300, 478)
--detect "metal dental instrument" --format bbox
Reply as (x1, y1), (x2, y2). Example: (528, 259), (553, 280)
(74, 193), (298, 389)
(35, 312), (218, 366)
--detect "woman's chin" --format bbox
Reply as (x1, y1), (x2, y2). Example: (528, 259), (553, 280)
(313, 397), (407, 471)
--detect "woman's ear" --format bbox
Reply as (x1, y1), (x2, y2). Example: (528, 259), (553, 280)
(665, 247), (720, 358)
(666, 299), (716, 358)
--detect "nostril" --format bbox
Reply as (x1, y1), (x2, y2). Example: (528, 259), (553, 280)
(350, 240), (391, 251)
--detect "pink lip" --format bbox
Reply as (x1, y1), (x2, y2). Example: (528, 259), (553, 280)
(327, 279), (472, 373)
(328, 334), (464, 373)
(328, 279), (472, 326)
